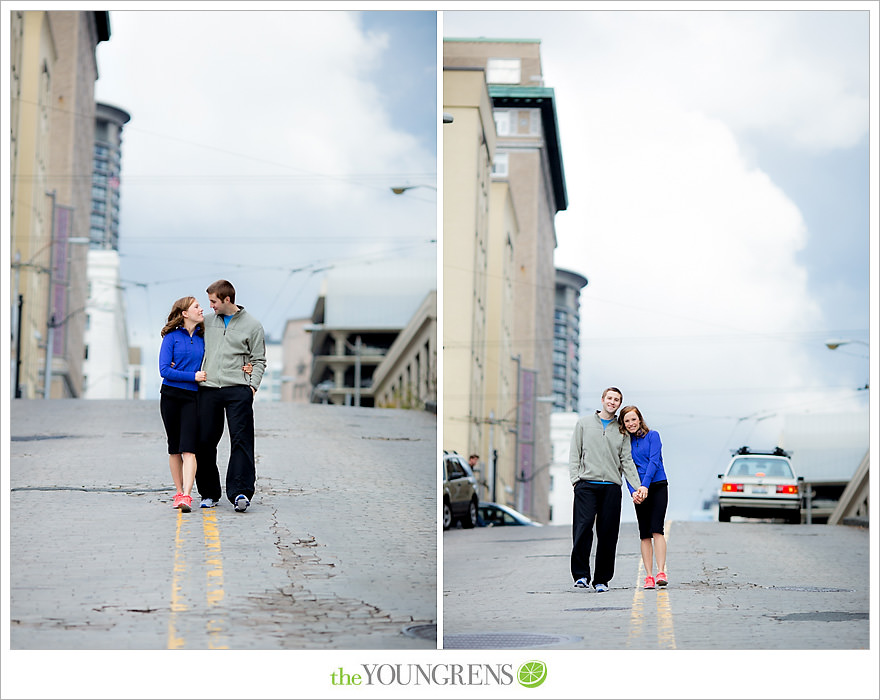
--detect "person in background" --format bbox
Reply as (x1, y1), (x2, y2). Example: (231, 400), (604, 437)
(619, 405), (669, 589)
(569, 387), (647, 592)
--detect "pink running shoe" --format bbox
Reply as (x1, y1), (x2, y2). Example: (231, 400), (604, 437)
(656, 572), (668, 587)
(172, 493), (184, 508)
(644, 575), (655, 589)
(178, 494), (192, 513)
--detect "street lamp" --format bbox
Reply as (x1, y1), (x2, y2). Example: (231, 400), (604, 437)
(825, 339), (868, 350)
(825, 338), (869, 391)
(390, 185), (437, 195)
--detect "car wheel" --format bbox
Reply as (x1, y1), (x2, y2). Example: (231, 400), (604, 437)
(462, 498), (478, 529)
(443, 500), (452, 530)
(718, 507), (731, 523)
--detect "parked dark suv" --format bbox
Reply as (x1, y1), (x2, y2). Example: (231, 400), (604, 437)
(443, 451), (478, 530)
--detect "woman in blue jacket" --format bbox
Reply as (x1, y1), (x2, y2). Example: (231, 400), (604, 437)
(620, 405), (669, 589)
(159, 296), (207, 513)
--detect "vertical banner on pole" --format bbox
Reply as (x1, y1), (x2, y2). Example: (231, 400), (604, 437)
(516, 367), (537, 515)
(50, 205), (74, 356)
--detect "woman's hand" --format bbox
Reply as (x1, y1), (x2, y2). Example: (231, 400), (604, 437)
(243, 363), (253, 375)
(195, 370), (207, 382)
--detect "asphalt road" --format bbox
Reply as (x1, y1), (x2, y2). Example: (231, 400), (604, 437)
(9, 400), (437, 651)
(443, 520), (870, 651)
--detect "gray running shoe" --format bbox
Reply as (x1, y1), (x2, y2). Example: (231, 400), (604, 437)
(574, 577), (589, 588)
(234, 494), (250, 512)
(200, 498), (217, 508)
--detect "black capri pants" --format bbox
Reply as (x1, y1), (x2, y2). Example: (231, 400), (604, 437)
(160, 385), (200, 455)
(634, 480), (669, 540)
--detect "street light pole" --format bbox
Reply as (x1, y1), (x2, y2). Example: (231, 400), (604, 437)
(390, 184), (437, 195)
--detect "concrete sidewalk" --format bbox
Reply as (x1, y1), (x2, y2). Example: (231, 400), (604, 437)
(9, 399), (437, 650)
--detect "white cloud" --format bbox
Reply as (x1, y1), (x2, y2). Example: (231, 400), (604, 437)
(93, 10), (437, 398)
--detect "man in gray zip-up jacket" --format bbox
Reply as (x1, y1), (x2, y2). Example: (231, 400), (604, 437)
(569, 387), (647, 591)
(195, 279), (266, 512)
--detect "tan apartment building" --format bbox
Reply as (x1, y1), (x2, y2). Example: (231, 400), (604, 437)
(444, 38), (568, 522)
(442, 67), (495, 490)
(10, 11), (110, 398)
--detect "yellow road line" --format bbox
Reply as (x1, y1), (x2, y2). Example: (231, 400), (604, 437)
(656, 521), (676, 649)
(167, 509), (187, 650)
(627, 521), (676, 649)
(627, 559), (646, 648)
(202, 509), (228, 649)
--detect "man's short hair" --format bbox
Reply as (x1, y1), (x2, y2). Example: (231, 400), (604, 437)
(207, 279), (236, 303)
(601, 386), (623, 400)
(469, 454), (479, 460)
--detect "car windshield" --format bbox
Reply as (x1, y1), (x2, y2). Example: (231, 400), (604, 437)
(728, 458), (793, 479)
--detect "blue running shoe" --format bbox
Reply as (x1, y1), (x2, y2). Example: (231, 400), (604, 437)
(574, 578), (589, 588)
(234, 494), (250, 512)
(594, 583), (608, 593)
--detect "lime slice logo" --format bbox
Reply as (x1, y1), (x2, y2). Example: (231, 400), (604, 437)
(517, 660), (547, 688)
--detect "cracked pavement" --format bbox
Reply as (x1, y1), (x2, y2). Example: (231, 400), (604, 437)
(9, 400), (437, 650)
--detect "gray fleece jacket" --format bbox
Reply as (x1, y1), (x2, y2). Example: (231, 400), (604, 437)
(200, 305), (266, 391)
(569, 411), (642, 491)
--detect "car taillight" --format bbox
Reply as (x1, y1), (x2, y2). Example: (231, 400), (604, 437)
(776, 485), (799, 494)
(722, 483), (744, 492)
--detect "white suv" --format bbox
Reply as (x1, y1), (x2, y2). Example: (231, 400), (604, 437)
(717, 447), (803, 524)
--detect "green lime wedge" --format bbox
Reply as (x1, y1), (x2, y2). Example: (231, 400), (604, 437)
(517, 660), (547, 688)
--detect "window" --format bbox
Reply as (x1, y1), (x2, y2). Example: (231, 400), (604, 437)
(492, 152), (509, 178)
(493, 110), (511, 136)
(486, 58), (521, 84)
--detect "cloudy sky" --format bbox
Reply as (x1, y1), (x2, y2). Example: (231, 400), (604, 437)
(444, 9), (874, 518)
(94, 9), (437, 397)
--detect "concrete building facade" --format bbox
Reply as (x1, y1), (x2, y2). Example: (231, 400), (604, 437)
(444, 38), (568, 522)
(306, 259), (436, 408)
(281, 317), (314, 403)
(82, 250), (135, 398)
(90, 103), (130, 250)
(441, 66), (495, 482)
(553, 268), (588, 413)
(372, 290), (438, 412)
(9, 10), (110, 399)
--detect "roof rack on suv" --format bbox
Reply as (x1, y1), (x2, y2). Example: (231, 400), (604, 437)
(733, 446), (791, 457)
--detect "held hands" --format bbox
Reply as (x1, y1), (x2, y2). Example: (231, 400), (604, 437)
(632, 486), (649, 504)
(193, 364), (252, 384)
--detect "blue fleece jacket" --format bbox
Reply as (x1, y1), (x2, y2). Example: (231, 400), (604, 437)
(626, 429), (668, 494)
(159, 327), (205, 391)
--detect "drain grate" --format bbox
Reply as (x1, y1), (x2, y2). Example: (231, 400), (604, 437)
(443, 632), (581, 649)
(402, 624), (437, 641)
(771, 611), (868, 623)
(769, 586), (854, 593)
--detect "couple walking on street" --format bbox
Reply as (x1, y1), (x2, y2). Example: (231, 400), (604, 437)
(158, 279), (267, 514)
(569, 386), (670, 592)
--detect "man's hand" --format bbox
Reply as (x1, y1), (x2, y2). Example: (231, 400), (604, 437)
(633, 485), (649, 504)
(195, 370), (207, 382)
